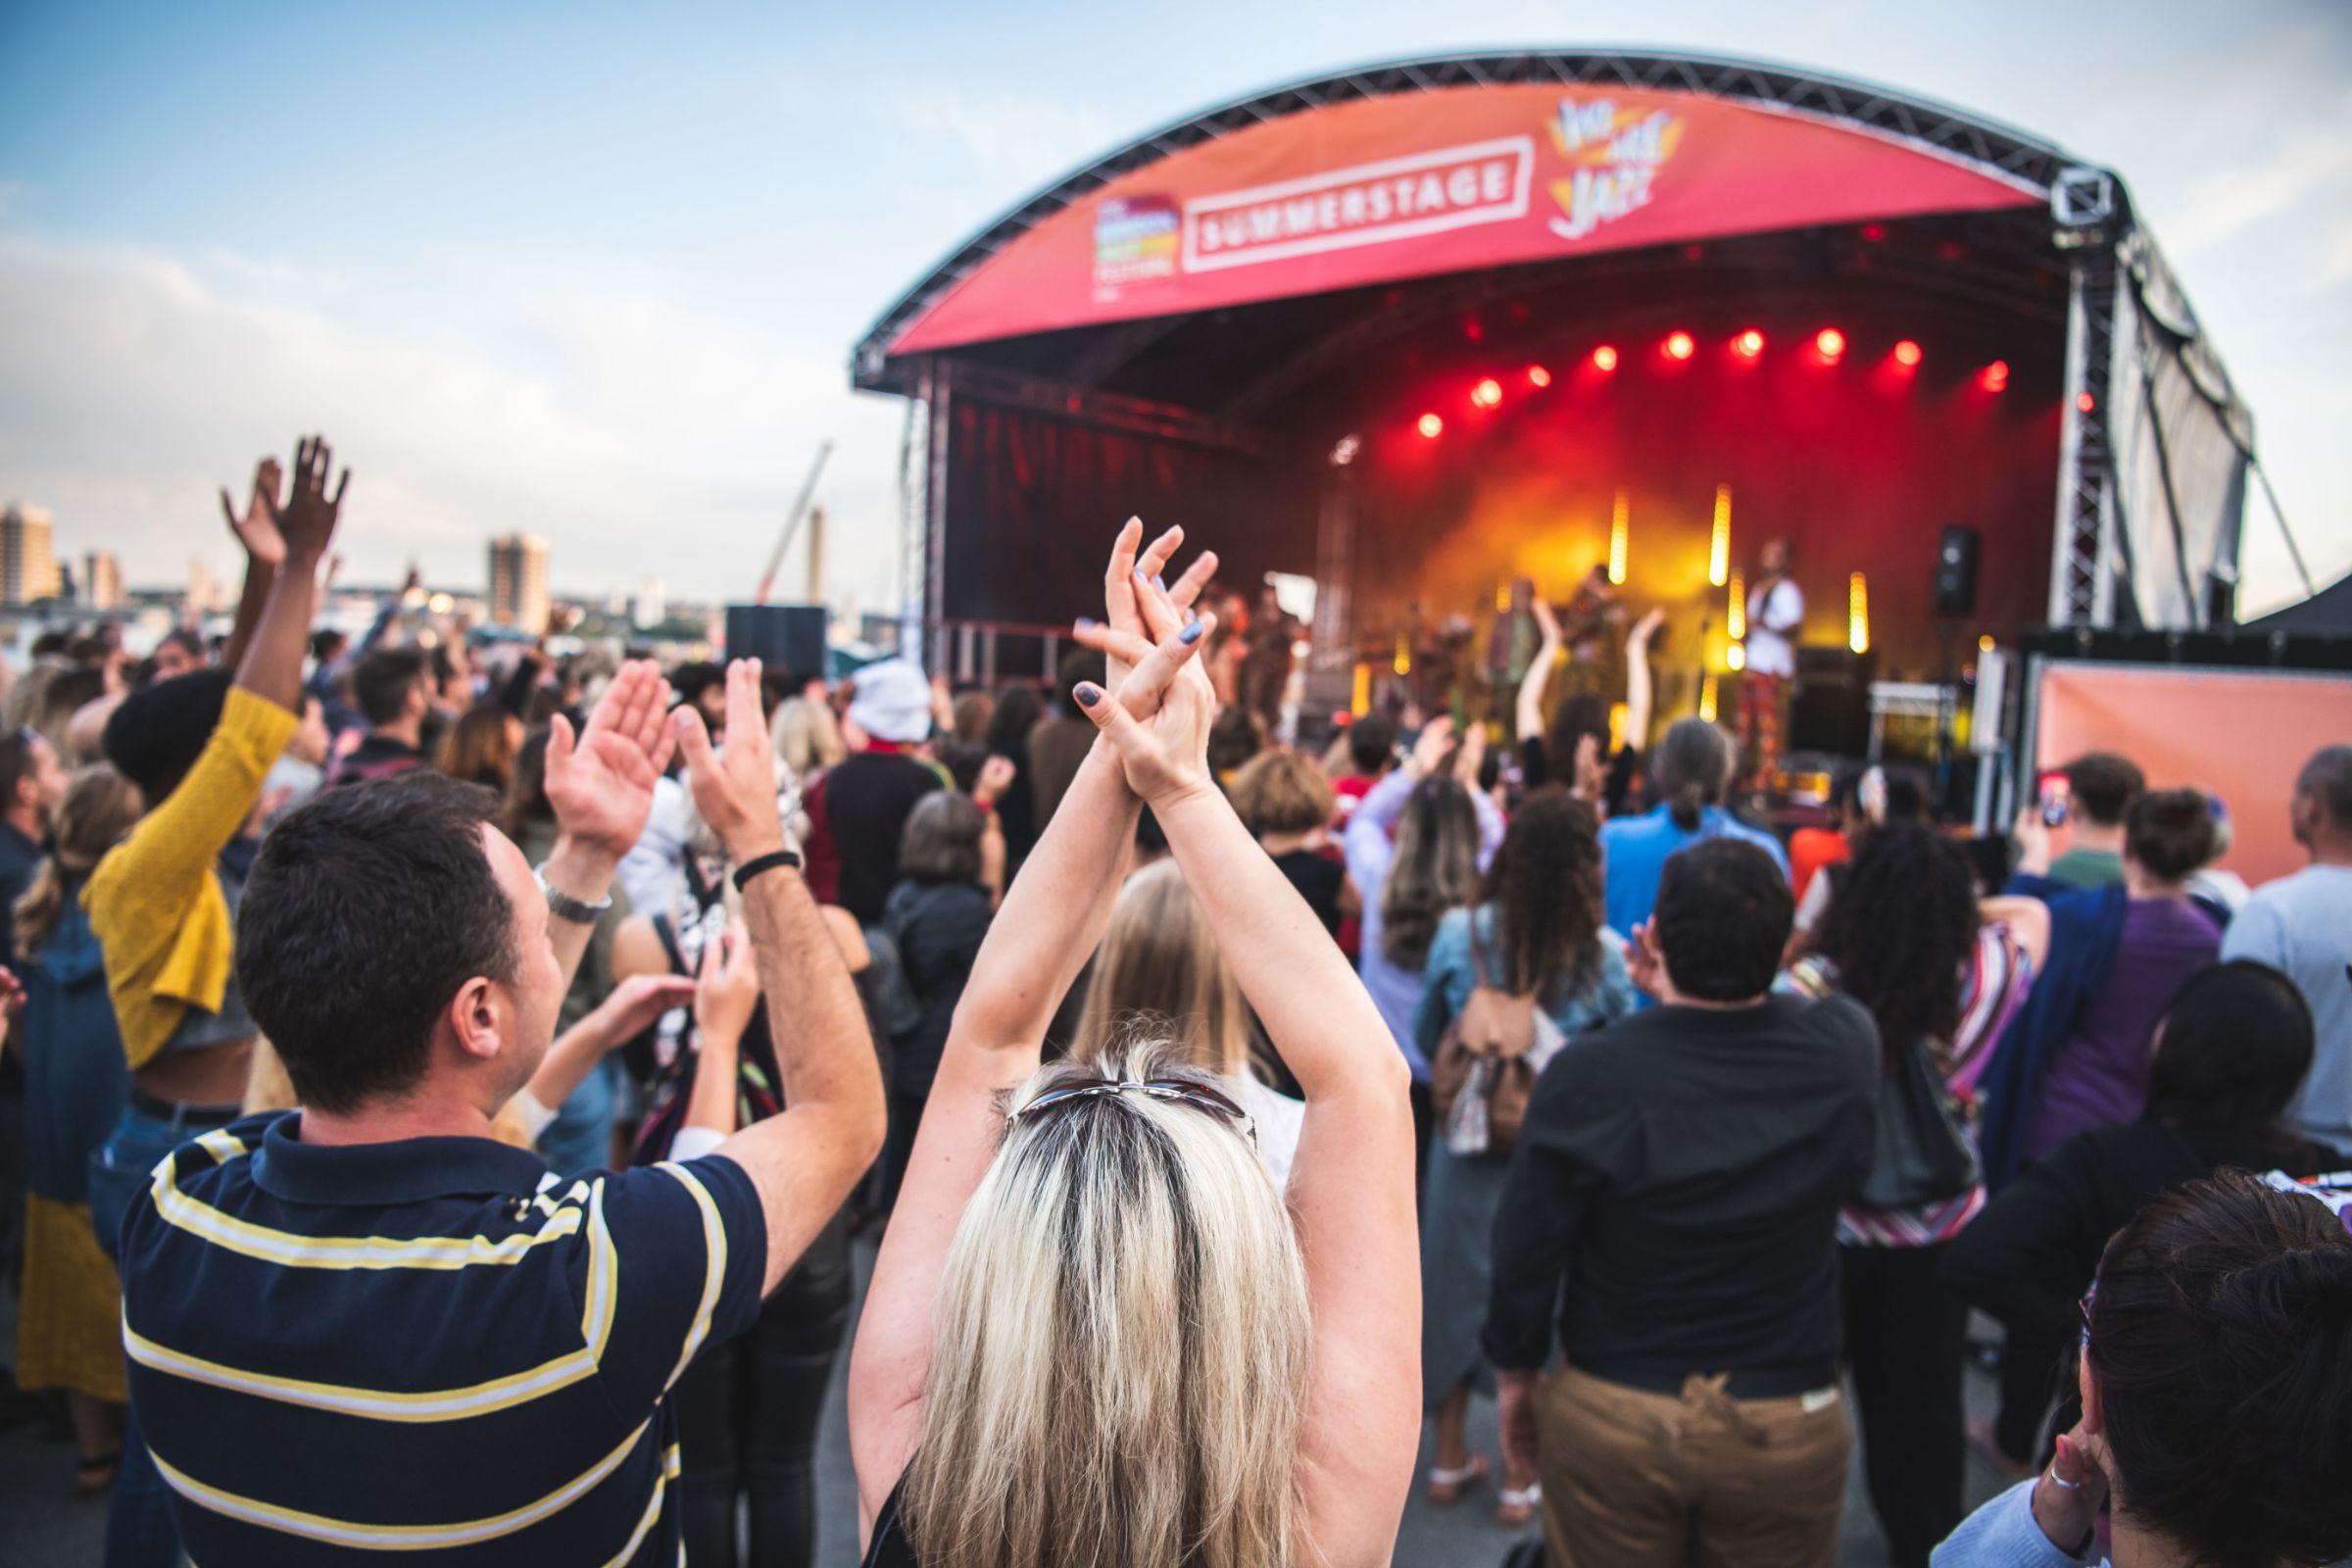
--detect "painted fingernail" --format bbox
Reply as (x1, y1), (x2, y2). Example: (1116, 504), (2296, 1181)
(1184, 607), (1199, 625)
(1134, 565), (1151, 585)
(1152, 573), (1168, 594)
(1179, 620), (1205, 645)
(1074, 682), (1102, 708)
(1075, 616), (1098, 629)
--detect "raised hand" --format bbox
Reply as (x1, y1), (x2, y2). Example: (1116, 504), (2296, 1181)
(1454, 717), (1488, 785)
(593, 971), (697, 1047)
(1091, 518), (1218, 695)
(693, 920), (762, 1046)
(275, 436), (350, 564)
(973, 753), (1017, 807)
(1073, 613), (1216, 807)
(545, 660), (676, 863)
(1628, 606), (1666, 652)
(1408, 715), (1456, 777)
(220, 458), (286, 566)
(672, 659), (789, 861)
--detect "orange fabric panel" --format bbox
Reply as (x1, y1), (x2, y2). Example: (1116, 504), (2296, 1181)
(2034, 663), (2352, 886)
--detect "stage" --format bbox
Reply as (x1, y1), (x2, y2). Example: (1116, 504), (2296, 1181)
(853, 50), (2258, 729)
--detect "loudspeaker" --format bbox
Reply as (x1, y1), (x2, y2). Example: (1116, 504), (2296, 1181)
(1934, 525), (1981, 617)
(723, 604), (828, 680)
(1790, 646), (1875, 757)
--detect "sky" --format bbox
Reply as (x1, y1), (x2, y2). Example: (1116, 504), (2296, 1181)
(0, 0), (2345, 617)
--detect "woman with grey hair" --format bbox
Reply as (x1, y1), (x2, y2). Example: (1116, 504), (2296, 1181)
(849, 522), (1419, 1568)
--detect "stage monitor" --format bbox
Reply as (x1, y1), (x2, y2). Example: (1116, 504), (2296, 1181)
(1935, 525), (1980, 616)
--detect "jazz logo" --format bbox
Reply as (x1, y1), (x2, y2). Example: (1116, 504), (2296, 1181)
(1547, 97), (1681, 242)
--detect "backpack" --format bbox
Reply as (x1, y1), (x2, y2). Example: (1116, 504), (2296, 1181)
(1429, 932), (1568, 1159)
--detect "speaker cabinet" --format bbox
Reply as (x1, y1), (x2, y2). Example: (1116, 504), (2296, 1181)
(1934, 525), (1981, 617)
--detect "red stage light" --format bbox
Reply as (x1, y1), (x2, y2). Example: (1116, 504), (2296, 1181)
(1861, 223), (1886, 242)
(1815, 327), (1846, 360)
(1526, 365), (1552, 388)
(1981, 360), (2010, 392)
(1417, 413), (1444, 438)
(1893, 340), (1924, 368)
(1592, 345), (1619, 372)
(1472, 377), (1502, 409)
(1734, 329), (1766, 359)
(2076, 392), (2095, 414)
(1663, 331), (1695, 361)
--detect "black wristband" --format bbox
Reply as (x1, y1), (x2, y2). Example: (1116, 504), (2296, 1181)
(731, 849), (803, 893)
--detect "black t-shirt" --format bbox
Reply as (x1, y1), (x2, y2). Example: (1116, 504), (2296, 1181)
(820, 752), (942, 926)
(1517, 734), (1642, 816)
(1483, 994), (1879, 1378)
(1270, 848), (1345, 936)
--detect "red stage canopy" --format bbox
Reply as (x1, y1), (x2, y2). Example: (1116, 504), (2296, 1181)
(886, 83), (2039, 358)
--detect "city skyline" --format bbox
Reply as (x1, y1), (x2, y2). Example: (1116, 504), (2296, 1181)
(1, 3), (2346, 618)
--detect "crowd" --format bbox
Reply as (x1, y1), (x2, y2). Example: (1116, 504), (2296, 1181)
(0, 447), (2345, 1568)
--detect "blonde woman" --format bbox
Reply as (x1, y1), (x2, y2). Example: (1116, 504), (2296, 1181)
(1075, 858), (1307, 1191)
(848, 521), (1419, 1568)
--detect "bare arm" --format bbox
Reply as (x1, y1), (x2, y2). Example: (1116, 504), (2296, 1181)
(239, 441), (343, 713)
(1515, 597), (1560, 746)
(680, 922), (760, 1139)
(673, 661), (885, 1295)
(218, 458), (285, 672)
(1095, 623), (1419, 1565)
(1624, 607), (1663, 755)
(514, 972), (693, 1118)
(849, 520), (1209, 1525)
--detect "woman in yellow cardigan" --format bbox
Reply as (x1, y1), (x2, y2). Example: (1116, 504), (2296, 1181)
(82, 438), (345, 1567)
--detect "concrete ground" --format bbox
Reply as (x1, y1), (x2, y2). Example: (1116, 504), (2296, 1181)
(0, 1241), (2013, 1566)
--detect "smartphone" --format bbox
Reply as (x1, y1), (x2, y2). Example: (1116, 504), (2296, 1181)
(2036, 770), (2072, 829)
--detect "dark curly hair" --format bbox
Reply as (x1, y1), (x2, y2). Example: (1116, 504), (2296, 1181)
(1480, 790), (1604, 1003)
(1814, 821), (1979, 1054)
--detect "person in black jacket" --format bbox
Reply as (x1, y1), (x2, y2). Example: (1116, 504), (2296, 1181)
(878, 789), (1000, 1206)
(1485, 837), (1879, 1568)
(1941, 958), (2339, 1469)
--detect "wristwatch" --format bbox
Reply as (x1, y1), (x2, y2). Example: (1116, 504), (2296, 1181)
(535, 868), (614, 925)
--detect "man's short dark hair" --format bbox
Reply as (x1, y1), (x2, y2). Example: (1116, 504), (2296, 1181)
(237, 773), (518, 1114)
(2126, 788), (2217, 883)
(310, 628), (348, 664)
(2296, 745), (2352, 835)
(1651, 837), (1793, 1003)
(1347, 713), (1396, 777)
(669, 662), (725, 710)
(104, 668), (232, 805)
(352, 647), (431, 728)
(2063, 751), (2144, 827)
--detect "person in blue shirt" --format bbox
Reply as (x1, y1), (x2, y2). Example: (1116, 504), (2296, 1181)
(1599, 716), (1788, 941)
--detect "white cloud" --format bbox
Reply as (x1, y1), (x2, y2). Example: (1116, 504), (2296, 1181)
(0, 232), (906, 610)
(2162, 128), (2352, 259)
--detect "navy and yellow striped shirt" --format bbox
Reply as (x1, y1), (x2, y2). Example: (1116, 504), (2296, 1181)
(118, 1111), (766, 1565)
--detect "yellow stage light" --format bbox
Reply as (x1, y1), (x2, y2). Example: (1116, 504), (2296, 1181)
(1848, 572), (1870, 655)
(1708, 485), (1732, 587)
(1698, 673), (1719, 723)
(1728, 570), (1746, 640)
(1608, 492), (1629, 585)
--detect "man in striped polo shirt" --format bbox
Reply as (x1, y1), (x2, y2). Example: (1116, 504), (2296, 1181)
(116, 658), (885, 1564)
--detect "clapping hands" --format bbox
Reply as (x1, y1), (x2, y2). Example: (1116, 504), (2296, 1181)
(545, 662), (676, 864)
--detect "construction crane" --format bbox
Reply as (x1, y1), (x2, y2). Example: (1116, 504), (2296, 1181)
(753, 440), (832, 605)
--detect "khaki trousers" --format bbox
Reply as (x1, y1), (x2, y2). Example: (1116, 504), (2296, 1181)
(1538, 1364), (1850, 1568)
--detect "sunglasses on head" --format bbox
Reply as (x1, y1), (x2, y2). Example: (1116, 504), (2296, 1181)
(1009, 1076), (1257, 1147)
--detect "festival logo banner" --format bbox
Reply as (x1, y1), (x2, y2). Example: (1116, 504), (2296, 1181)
(1178, 138), (1534, 273)
(1093, 195), (1180, 296)
(1546, 96), (1684, 242)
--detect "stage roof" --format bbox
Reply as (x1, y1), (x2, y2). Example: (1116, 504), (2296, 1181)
(854, 50), (2101, 388)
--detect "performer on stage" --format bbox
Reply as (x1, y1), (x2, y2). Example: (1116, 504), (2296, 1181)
(1738, 537), (1803, 786)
